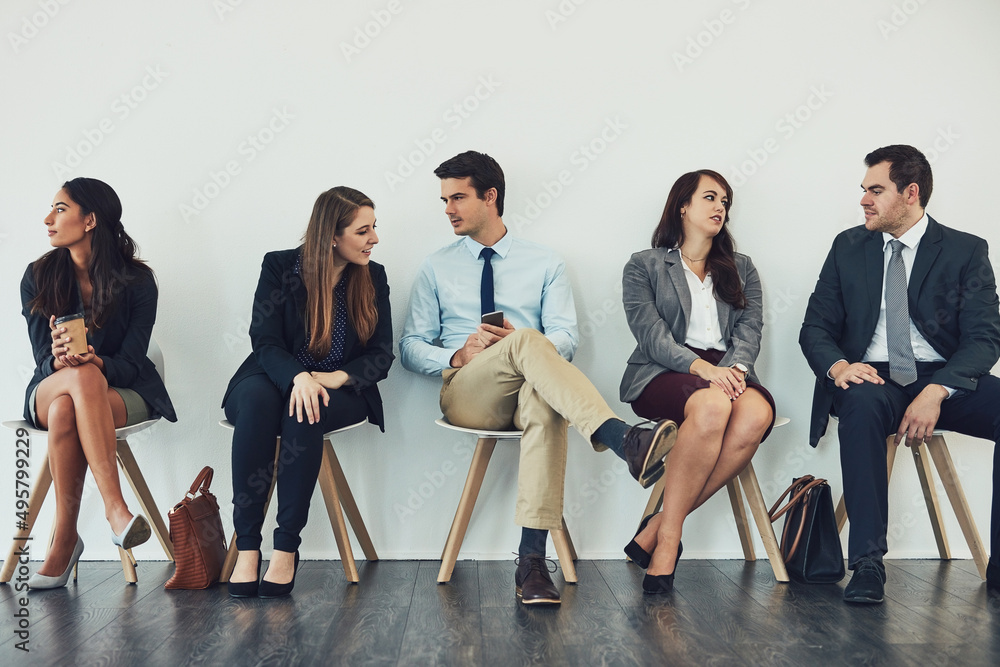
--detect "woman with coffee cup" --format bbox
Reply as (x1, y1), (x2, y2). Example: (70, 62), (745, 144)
(222, 186), (393, 598)
(20, 177), (177, 589)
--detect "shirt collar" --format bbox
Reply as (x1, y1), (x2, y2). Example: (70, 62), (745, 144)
(882, 212), (928, 251)
(463, 230), (512, 260)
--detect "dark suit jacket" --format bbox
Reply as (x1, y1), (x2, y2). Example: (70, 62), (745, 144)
(620, 248), (764, 403)
(221, 248), (394, 431)
(20, 262), (177, 425)
(799, 216), (1000, 446)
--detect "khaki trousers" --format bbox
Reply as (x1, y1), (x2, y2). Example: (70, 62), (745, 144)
(440, 328), (618, 530)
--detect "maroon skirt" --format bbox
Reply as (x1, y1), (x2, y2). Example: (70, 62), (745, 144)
(630, 346), (777, 442)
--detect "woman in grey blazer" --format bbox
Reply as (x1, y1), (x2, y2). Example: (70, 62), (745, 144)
(619, 169), (775, 593)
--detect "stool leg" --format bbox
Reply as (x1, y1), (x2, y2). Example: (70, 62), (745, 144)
(561, 516), (578, 562)
(438, 437), (496, 583)
(116, 439), (174, 561)
(317, 441), (358, 583)
(325, 440), (378, 561)
(1, 451), (53, 583)
(738, 463), (789, 583)
(728, 476), (755, 561)
(925, 435), (989, 580)
(551, 518), (577, 584)
(220, 439), (281, 583)
(119, 548), (138, 583)
(910, 442), (950, 559)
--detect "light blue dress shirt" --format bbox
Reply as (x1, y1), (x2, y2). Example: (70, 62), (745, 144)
(400, 233), (579, 376)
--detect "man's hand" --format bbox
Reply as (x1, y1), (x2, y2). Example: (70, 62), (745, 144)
(477, 318), (514, 348)
(450, 333), (486, 368)
(831, 361), (885, 389)
(894, 384), (949, 447)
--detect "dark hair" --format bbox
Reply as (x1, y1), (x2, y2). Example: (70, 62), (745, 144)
(30, 178), (152, 327)
(301, 186), (378, 355)
(434, 151), (505, 216)
(864, 144), (933, 208)
(651, 169), (745, 309)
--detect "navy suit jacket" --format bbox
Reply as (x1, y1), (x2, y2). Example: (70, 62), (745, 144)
(799, 216), (1000, 446)
(20, 262), (177, 425)
(222, 248), (394, 431)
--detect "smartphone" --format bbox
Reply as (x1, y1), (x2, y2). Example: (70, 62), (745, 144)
(481, 310), (504, 327)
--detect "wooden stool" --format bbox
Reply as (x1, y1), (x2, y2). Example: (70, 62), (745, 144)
(833, 430), (988, 580)
(1, 338), (174, 584)
(434, 419), (579, 584)
(634, 416), (792, 583)
(218, 419), (377, 584)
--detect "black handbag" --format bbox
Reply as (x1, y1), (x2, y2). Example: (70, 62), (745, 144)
(768, 475), (845, 584)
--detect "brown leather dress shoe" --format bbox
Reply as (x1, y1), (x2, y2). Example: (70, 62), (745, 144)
(515, 555), (561, 605)
(622, 419), (679, 488)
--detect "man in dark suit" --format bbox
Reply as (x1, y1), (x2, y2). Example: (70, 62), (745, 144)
(800, 144), (1000, 604)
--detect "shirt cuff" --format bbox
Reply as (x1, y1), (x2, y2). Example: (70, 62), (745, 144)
(827, 359), (847, 380)
(942, 385), (957, 399)
(431, 346), (459, 372)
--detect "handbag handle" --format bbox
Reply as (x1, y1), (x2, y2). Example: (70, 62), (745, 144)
(186, 466), (214, 498)
(767, 475), (826, 522)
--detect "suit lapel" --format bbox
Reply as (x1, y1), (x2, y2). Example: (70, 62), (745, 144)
(909, 216), (942, 299)
(664, 253), (691, 332)
(864, 234), (884, 319)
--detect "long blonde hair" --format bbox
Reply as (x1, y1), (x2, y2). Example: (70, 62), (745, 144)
(300, 186), (377, 357)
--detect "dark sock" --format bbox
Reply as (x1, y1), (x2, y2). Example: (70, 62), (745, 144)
(519, 527), (548, 557)
(592, 418), (629, 460)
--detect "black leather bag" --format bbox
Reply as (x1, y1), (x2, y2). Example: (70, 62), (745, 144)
(768, 475), (845, 584)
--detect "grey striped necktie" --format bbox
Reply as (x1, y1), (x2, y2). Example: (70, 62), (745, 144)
(886, 239), (917, 386)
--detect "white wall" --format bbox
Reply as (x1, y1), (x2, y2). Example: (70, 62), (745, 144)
(2, 0), (998, 564)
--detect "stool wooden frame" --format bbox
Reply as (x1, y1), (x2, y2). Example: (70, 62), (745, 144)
(1, 338), (174, 584)
(434, 419), (579, 584)
(218, 419), (377, 584)
(633, 416), (792, 583)
(833, 430), (988, 580)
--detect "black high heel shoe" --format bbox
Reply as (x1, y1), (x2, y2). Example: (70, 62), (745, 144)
(228, 550), (262, 598)
(624, 512), (658, 568)
(642, 541), (683, 594)
(259, 551), (299, 598)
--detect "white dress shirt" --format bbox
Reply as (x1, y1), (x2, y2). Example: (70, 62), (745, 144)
(677, 250), (726, 351)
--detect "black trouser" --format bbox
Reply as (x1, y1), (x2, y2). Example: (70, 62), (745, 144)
(832, 363), (1000, 569)
(226, 373), (368, 552)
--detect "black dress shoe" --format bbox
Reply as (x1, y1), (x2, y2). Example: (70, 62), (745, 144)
(642, 542), (683, 594)
(259, 551), (299, 599)
(228, 550), (262, 598)
(987, 558), (1000, 594)
(622, 420), (679, 488)
(515, 554), (561, 605)
(624, 512), (658, 568)
(843, 557), (886, 604)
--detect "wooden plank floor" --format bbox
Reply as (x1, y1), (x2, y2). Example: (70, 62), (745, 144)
(1, 558), (998, 666)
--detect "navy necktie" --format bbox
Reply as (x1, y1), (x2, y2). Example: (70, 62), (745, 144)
(480, 247), (496, 316)
(886, 239), (917, 386)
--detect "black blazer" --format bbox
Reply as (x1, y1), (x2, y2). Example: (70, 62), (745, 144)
(799, 216), (1000, 446)
(20, 263), (177, 426)
(221, 248), (394, 431)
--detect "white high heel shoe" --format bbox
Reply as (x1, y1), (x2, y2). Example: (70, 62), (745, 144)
(111, 514), (151, 551)
(28, 536), (84, 590)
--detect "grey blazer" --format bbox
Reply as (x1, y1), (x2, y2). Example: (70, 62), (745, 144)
(619, 248), (764, 403)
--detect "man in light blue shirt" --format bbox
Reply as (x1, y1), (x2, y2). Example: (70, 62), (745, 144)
(400, 151), (678, 605)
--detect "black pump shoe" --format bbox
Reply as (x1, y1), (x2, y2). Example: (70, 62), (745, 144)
(259, 551), (300, 598)
(642, 541), (683, 594)
(228, 550), (262, 598)
(624, 512), (658, 568)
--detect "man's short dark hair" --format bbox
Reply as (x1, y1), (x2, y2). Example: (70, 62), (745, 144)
(434, 151), (505, 216)
(864, 144), (933, 208)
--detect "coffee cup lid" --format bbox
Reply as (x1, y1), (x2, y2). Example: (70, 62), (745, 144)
(54, 313), (85, 325)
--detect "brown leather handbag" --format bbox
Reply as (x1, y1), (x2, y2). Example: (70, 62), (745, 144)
(164, 466), (227, 590)
(768, 474), (845, 584)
